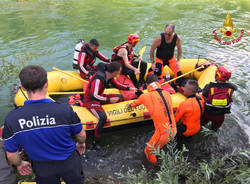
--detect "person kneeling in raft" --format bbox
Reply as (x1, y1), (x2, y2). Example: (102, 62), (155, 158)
(84, 62), (137, 150)
(127, 75), (177, 166)
(74, 39), (111, 80)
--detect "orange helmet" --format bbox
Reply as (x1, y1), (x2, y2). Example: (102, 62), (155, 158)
(128, 33), (140, 46)
(215, 66), (231, 81)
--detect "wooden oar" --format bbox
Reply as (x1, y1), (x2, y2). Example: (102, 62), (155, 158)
(160, 65), (205, 86)
(52, 67), (88, 84)
(49, 91), (85, 95)
(138, 46), (146, 69)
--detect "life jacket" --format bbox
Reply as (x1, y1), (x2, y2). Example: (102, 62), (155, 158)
(87, 63), (114, 91)
(73, 39), (84, 69)
(111, 43), (135, 66)
(195, 95), (204, 123)
(205, 86), (233, 115)
(84, 64), (106, 103)
(88, 63), (107, 88)
(76, 43), (98, 68)
(85, 63), (123, 102)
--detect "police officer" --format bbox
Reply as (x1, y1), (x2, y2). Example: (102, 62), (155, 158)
(3, 65), (86, 184)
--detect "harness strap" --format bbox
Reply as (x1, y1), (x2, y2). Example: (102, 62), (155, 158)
(19, 87), (29, 100)
(195, 96), (203, 122)
(156, 89), (173, 125)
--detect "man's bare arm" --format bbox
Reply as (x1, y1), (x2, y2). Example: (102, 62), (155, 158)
(176, 36), (182, 62)
(118, 48), (137, 72)
(75, 128), (86, 144)
(6, 151), (21, 166)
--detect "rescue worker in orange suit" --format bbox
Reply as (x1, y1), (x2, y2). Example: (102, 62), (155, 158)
(84, 62), (137, 150)
(76, 39), (110, 79)
(202, 66), (237, 131)
(150, 24), (183, 84)
(127, 75), (177, 165)
(175, 80), (204, 142)
(112, 34), (147, 88)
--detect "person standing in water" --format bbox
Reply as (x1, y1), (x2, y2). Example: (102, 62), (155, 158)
(202, 66), (237, 131)
(127, 75), (176, 165)
(175, 80), (204, 144)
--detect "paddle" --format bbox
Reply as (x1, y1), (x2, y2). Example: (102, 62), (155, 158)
(52, 67), (88, 83)
(160, 65), (205, 86)
(49, 91), (85, 95)
(138, 46), (146, 69)
(139, 65), (206, 94)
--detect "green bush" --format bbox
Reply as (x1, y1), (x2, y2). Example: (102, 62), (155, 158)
(117, 140), (250, 184)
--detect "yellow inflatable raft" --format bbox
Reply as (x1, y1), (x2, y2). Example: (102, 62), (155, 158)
(14, 58), (217, 131)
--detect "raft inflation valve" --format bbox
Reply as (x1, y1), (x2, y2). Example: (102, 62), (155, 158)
(131, 113), (136, 117)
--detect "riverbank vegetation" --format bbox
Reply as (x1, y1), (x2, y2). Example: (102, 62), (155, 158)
(117, 129), (250, 184)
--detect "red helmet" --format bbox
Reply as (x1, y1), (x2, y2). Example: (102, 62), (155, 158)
(215, 66), (231, 81)
(128, 33), (140, 46)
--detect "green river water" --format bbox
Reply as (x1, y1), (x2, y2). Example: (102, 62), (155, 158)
(0, 0), (249, 182)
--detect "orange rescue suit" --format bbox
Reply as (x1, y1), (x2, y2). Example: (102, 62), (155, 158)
(131, 82), (177, 165)
(175, 96), (204, 137)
